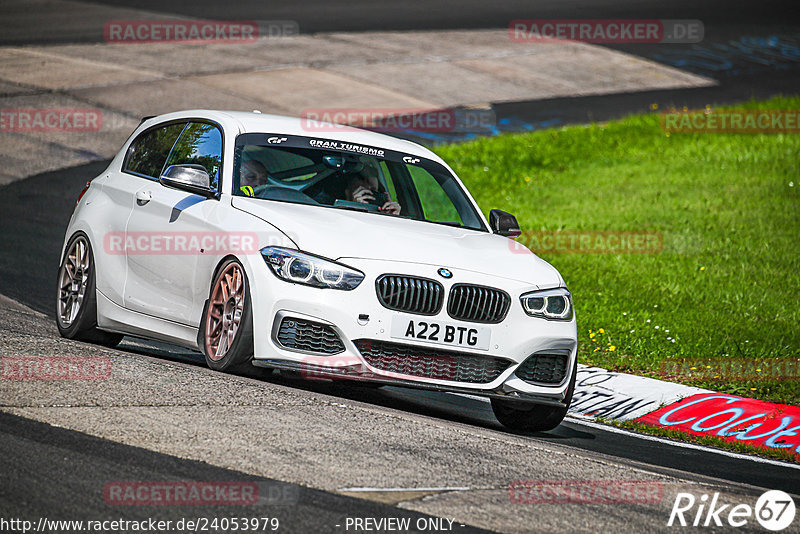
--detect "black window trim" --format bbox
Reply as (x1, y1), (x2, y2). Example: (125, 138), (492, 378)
(122, 118), (226, 197)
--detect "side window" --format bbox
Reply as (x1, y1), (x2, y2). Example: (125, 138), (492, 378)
(164, 122), (223, 190)
(123, 122), (186, 179)
(378, 161), (398, 200)
(408, 166), (463, 225)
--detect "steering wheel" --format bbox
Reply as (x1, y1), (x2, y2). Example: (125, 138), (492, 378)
(333, 199), (381, 213)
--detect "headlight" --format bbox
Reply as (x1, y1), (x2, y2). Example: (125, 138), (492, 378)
(261, 247), (364, 290)
(520, 288), (573, 320)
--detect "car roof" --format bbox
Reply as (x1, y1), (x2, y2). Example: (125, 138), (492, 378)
(142, 109), (448, 166)
(133, 109), (490, 230)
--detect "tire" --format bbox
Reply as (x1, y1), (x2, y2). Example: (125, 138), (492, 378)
(201, 258), (254, 372)
(56, 233), (123, 348)
(491, 361), (577, 432)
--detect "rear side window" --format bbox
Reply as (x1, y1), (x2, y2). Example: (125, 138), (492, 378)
(124, 122), (186, 179)
(164, 122), (223, 190)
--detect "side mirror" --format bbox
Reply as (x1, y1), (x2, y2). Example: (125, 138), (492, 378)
(489, 209), (521, 237)
(159, 164), (216, 198)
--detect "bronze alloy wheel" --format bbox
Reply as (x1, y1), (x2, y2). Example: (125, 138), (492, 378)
(55, 233), (122, 348)
(57, 235), (91, 328)
(205, 262), (246, 361)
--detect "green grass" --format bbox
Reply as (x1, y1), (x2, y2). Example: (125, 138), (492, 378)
(434, 96), (800, 405)
(601, 419), (800, 464)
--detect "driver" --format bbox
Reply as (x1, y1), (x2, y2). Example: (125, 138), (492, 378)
(239, 160), (268, 196)
(344, 165), (401, 215)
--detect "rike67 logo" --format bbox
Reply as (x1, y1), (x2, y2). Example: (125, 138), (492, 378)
(668, 490), (796, 531)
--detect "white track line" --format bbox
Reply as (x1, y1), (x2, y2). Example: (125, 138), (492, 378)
(567, 417), (800, 470)
(339, 487), (470, 492)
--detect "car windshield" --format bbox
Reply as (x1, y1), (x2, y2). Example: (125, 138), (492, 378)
(232, 133), (487, 231)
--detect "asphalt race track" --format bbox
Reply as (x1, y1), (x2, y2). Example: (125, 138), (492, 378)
(3, 0), (795, 43)
(0, 412), (493, 534)
(1, 1), (799, 532)
(2, 0), (799, 133)
(1, 161), (798, 532)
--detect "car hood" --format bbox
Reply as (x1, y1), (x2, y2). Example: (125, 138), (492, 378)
(232, 198), (563, 287)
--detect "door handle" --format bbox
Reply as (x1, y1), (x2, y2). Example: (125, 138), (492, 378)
(135, 190), (152, 204)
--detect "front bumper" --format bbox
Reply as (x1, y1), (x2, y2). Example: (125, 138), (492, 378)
(248, 258), (577, 404)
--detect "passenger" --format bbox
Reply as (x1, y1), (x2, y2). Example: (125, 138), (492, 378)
(344, 166), (401, 215)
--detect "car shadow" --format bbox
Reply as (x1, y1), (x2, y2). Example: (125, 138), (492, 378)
(118, 336), (593, 441)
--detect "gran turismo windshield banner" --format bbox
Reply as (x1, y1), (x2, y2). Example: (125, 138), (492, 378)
(234, 133), (449, 175)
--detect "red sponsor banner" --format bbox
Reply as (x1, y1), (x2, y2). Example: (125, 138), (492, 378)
(661, 110), (800, 133)
(635, 393), (800, 458)
(1, 356), (111, 381)
(0, 108), (102, 132)
(103, 232), (259, 255)
(104, 482), (258, 505)
(508, 480), (663, 504)
(104, 20), (259, 44)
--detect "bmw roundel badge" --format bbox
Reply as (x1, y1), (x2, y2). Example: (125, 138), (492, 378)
(437, 268), (453, 279)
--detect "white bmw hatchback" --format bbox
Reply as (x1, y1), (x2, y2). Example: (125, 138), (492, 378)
(57, 110), (577, 431)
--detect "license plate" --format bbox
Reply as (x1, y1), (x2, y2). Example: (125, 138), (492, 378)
(390, 317), (491, 351)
